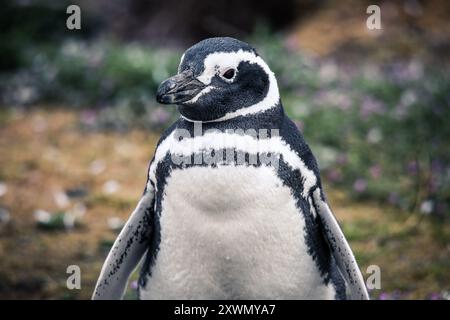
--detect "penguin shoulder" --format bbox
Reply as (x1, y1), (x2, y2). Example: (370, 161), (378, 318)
(279, 115), (320, 176)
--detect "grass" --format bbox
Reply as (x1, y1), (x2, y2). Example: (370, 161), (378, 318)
(2, 34), (449, 214)
(0, 107), (448, 299)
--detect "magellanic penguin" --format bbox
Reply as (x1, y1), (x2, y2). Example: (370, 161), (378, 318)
(93, 37), (369, 300)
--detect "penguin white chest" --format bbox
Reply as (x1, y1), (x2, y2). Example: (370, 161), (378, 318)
(140, 165), (335, 299)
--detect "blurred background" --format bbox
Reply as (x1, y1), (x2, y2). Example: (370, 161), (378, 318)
(0, 0), (449, 299)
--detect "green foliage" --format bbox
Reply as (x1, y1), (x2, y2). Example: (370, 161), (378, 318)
(0, 39), (180, 130)
(251, 33), (450, 217)
(2, 40), (179, 105)
(1, 32), (448, 217)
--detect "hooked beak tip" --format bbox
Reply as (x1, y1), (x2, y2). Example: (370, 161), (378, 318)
(156, 70), (205, 105)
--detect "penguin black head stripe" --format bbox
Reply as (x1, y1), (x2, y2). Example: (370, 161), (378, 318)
(93, 37), (369, 300)
(156, 37), (279, 122)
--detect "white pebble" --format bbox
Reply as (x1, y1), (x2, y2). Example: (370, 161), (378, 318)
(53, 190), (71, 209)
(107, 217), (124, 231)
(0, 208), (10, 224)
(34, 209), (51, 223)
(0, 183), (7, 197)
(89, 159), (106, 175)
(103, 180), (121, 194)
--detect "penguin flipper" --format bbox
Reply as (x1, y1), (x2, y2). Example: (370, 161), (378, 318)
(311, 188), (369, 300)
(92, 188), (155, 300)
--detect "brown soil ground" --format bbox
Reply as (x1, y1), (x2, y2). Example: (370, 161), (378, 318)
(0, 108), (448, 299)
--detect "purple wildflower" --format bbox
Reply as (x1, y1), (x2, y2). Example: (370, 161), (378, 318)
(378, 292), (390, 300)
(327, 169), (342, 183)
(336, 153), (348, 166)
(407, 161), (419, 175)
(360, 96), (386, 120)
(314, 90), (352, 111)
(80, 110), (97, 126)
(369, 165), (382, 179)
(353, 179), (367, 193)
(429, 292), (442, 300)
(431, 160), (443, 174)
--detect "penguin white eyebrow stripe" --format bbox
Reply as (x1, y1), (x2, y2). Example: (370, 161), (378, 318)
(148, 131), (317, 198)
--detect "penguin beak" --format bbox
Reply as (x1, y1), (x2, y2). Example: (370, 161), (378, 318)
(156, 70), (206, 104)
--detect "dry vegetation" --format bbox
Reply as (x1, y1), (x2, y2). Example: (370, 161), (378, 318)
(0, 108), (448, 299)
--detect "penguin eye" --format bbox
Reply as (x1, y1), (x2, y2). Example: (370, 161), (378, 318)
(222, 69), (235, 80)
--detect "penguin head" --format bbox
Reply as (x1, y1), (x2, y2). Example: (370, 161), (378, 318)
(156, 37), (280, 122)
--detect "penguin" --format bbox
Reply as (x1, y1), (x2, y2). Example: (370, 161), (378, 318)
(92, 37), (369, 300)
